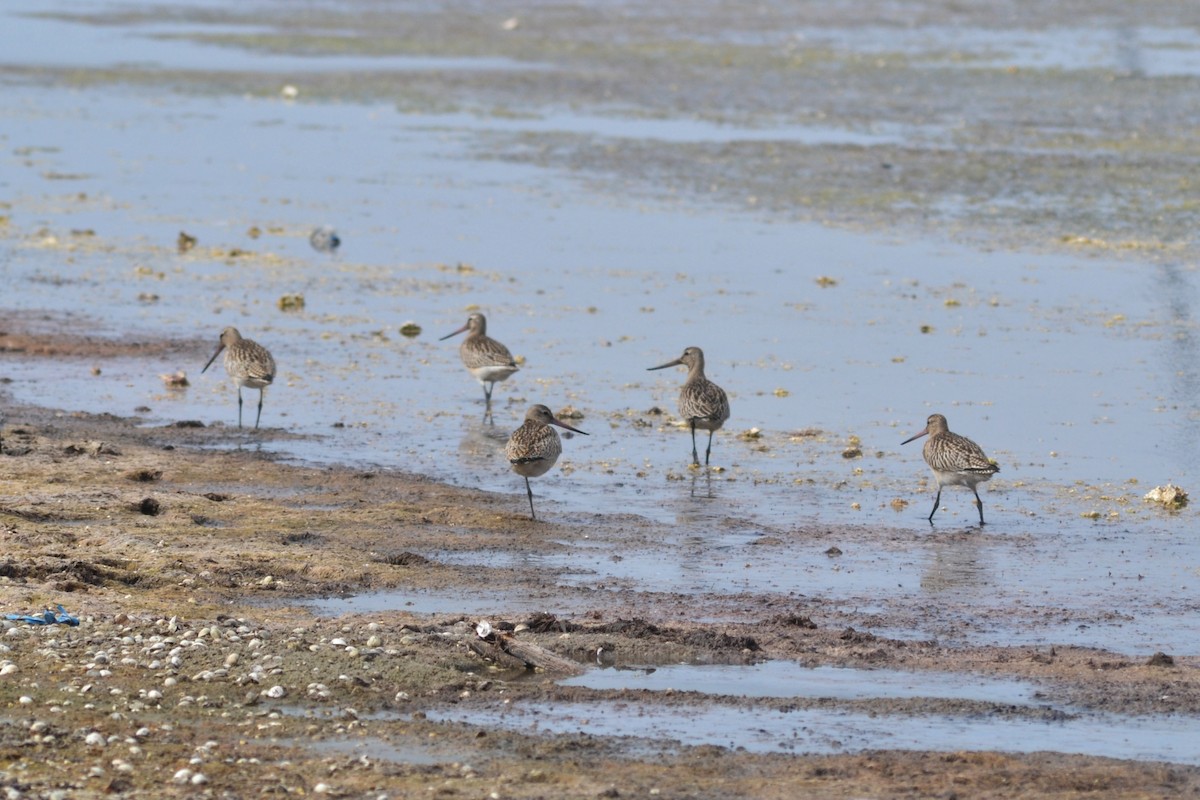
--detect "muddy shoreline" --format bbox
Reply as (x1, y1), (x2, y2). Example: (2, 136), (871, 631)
(5, 0), (1200, 795)
(2, 379), (1199, 796)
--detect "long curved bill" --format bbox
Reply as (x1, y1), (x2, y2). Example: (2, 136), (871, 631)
(900, 426), (930, 445)
(201, 344), (225, 374)
(549, 417), (589, 436)
(647, 357), (683, 371)
(439, 323), (470, 341)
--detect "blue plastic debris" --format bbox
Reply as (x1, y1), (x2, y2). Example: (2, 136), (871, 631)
(4, 604), (79, 626)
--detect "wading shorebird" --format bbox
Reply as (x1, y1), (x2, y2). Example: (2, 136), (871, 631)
(648, 346), (730, 467)
(901, 413), (1000, 525)
(505, 404), (588, 520)
(201, 327), (277, 429)
(441, 312), (519, 414)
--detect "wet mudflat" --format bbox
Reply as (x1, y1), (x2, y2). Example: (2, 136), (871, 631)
(3, 0), (1200, 797)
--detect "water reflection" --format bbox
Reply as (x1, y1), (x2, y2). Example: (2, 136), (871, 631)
(1114, 25), (1145, 78)
(920, 537), (989, 593)
(689, 470), (716, 500)
(1157, 263), (1200, 465)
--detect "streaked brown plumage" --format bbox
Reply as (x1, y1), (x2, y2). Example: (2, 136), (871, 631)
(440, 312), (519, 412)
(901, 413), (1000, 525)
(505, 404), (588, 520)
(648, 346), (730, 466)
(201, 326), (276, 429)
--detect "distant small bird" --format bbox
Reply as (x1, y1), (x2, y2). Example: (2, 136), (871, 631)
(505, 404), (588, 520)
(177, 231), (197, 253)
(309, 225), (340, 254)
(901, 413), (1000, 525)
(201, 327), (277, 429)
(441, 312), (519, 413)
(648, 346), (730, 466)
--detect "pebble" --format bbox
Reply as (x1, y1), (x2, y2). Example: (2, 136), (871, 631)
(172, 769), (192, 784)
(85, 732), (105, 747)
(266, 685), (287, 699)
(0, 663), (18, 676)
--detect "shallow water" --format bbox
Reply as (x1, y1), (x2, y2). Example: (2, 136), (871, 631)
(432, 700), (1200, 764)
(560, 661), (1038, 704)
(3, 0), (1200, 665)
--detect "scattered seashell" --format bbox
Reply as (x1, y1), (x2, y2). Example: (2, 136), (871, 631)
(277, 294), (305, 312)
(160, 370), (189, 389)
(1143, 484), (1188, 509)
(309, 225), (339, 254)
(399, 322), (422, 338)
(281, 85), (299, 100)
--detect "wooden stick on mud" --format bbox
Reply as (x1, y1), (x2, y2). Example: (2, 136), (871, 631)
(473, 621), (584, 676)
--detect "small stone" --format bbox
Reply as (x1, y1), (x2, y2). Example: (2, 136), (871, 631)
(85, 731), (106, 747)
(266, 685), (287, 699)
(1147, 652), (1175, 667)
(191, 773), (208, 786)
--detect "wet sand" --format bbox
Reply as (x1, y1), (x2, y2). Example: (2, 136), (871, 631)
(2, 392), (1199, 797)
(4, 0), (1200, 796)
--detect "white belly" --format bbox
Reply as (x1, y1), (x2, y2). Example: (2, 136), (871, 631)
(933, 468), (993, 490)
(471, 365), (518, 384)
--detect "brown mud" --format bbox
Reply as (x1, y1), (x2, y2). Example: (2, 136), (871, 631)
(1, 327), (1199, 797)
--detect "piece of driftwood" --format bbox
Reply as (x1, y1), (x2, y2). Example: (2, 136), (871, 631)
(472, 621), (584, 675)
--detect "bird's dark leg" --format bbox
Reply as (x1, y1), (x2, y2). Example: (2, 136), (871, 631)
(705, 429), (715, 466)
(237, 387), (244, 429)
(255, 389), (265, 430)
(524, 476), (536, 521)
(973, 487), (986, 526)
(689, 419), (699, 466)
(483, 382), (494, 406)
(927, 487), (942, 524)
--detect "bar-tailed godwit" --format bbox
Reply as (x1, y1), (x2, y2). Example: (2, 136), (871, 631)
(902, 413), (1000, 525)
(202, 327), (277, 429)
(441, 312), (519, 412)
(505, 404), (588, 520)
(648, 346), (730, 466)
